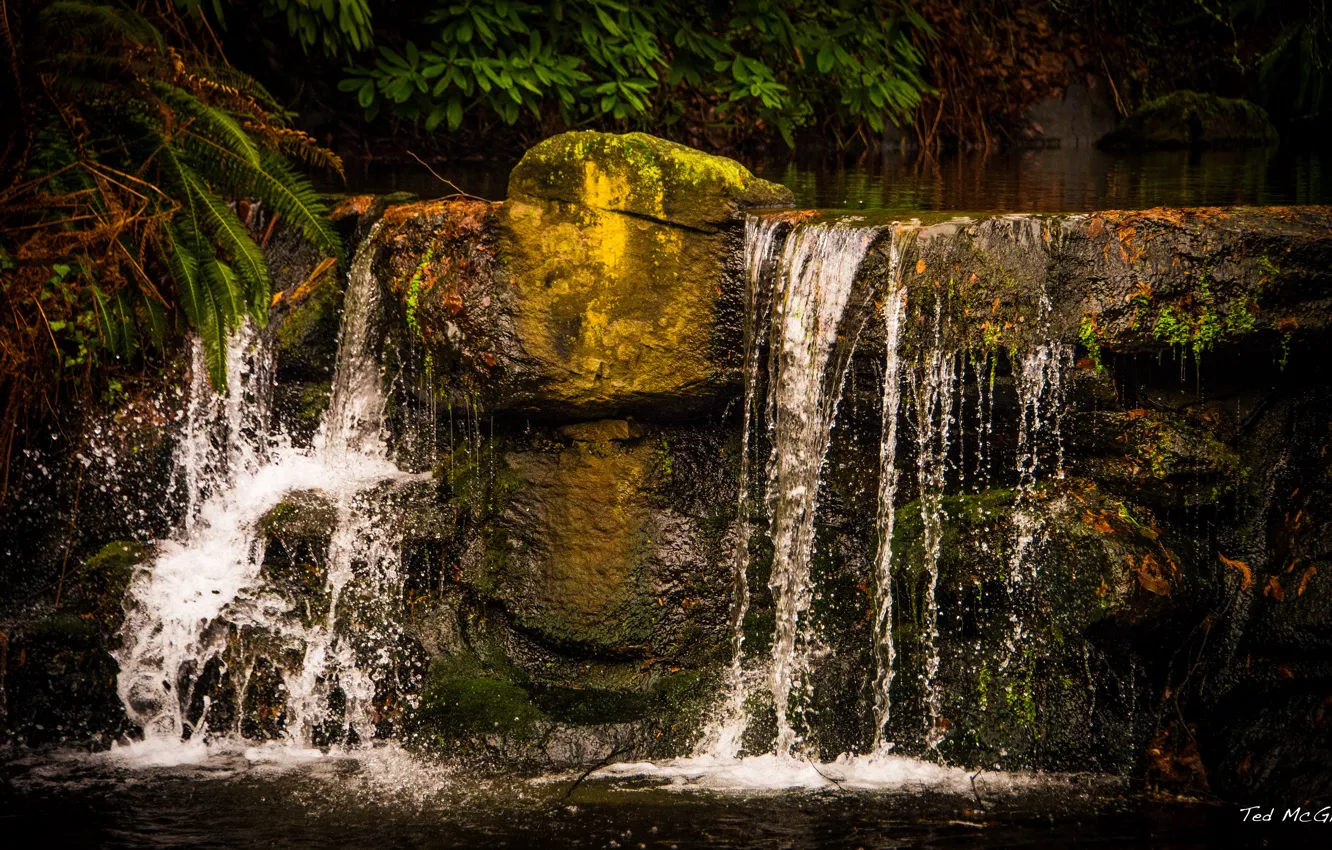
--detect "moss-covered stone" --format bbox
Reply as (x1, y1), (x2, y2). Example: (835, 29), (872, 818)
(878, 482), (1181, 770)
(409, 656), (547, 743)
(3, 612), (128, 746)
(483, 425), (698, 655)
(497, 133), (788, 417)
(507, 131), (792, 232)
(75, 540), (148, 631)
(1098, 91), (1278, 150)
(855, 206), (1332, 362)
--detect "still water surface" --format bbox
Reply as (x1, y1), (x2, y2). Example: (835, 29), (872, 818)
(341, 147), (1330, 212)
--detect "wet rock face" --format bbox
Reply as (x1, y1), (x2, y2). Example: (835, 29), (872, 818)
(865, 206), (1332, 361)
(483, 421), (729, 657)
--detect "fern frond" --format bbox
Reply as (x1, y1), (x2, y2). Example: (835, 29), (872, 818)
(177, 162), (271, 322)
(200, 256), (246, 331)
(153, 81), (261, 168)
(245, 124), (346, 179)
(41, 1), (165, 52)
(162, 226), (227, 386)
(253, 152), (343, 264)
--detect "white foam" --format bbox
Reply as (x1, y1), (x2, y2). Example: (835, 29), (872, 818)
(595, 753), (1049, 795)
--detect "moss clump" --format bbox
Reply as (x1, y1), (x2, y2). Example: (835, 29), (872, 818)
(275, 267), (343, 381)
(258, 492), (337, 607)
(1099, 91), (1278, 150)
(410, 657), (547, 742)
(76, 540), (148, 629)
(1079, 314), (1105, 372)
(508, 131), (792, 230)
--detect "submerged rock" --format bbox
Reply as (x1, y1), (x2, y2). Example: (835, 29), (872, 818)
(1098, 91), (1278, 150)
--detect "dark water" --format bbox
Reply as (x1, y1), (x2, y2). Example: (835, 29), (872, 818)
(1, 749), (1322, 849)
(339, 147), (1330, 213)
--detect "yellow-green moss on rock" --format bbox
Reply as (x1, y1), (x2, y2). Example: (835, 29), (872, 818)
(498, 131), (792, 416)
(508, 131), (792, 231)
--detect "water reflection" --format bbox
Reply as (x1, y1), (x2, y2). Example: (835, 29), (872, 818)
(337, 147), (1328, 213)
(752, 147), (1329, 213)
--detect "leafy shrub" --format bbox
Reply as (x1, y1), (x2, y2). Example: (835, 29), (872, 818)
(340, 0), (931, 146)
(0, 1), (342, 495)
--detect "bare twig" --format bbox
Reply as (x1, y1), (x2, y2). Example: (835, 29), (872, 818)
(407, 150), (486, 200)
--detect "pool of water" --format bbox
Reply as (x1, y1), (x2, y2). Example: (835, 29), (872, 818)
(338, 147), (1330, 213)
(0, 745), (1288, 849)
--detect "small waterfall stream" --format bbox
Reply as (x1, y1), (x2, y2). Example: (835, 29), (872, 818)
(696, 216), (783, 759)
(870, 251), (907, 755)
(115, 222), (417, 751)
(698, 216), (881, 759)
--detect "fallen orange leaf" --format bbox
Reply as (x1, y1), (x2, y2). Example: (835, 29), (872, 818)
(1219, 553), (1253, 590)
(1298, 566), (1317, 597)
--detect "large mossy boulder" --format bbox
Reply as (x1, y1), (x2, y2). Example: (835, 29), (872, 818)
(1098, 91), (1278, 150)
(377, 132), (792, 419)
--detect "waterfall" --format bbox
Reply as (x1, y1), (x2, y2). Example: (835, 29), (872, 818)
(870, 245), (907, 756)
(906, 297), (959, 748)
(699, 216), (881, 760)
(1002, 278), (1074, 673)
(763, 219), (881, 758)
(115, 221), (416, 749)
(696, 216), (783, 759)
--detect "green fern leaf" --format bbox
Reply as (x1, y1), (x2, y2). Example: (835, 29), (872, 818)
(179, 165), (271, 324)
(156, 81), (262, 167)
(163, 227), (228, 387)
(253, 152), (344, 264)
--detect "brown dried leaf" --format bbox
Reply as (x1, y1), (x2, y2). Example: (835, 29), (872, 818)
(1264, 575), (1285, 601)
(1299, 566), (1317, 596)
(1219, 553), (1253, 590)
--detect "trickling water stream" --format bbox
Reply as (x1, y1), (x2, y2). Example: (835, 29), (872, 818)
(871, 247), (907, 755)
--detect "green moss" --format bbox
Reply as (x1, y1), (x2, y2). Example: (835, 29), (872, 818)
(411, 659), (547, 742)
(1154, 306), (1189, 345)
(1225, 295), (1258, 334)
(1079, 314), (1105, 372)
(1257, 252), (1282, 279)
(404, 246), (434, 340)
(26, 612), (100, 645)
(75, 540), (147, 628)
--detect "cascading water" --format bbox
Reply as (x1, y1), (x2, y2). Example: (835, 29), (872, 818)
(905, 297), (959, 748)
(695, 215), (783, 759)
(761, 218), (881, 758)
(870, 243), (907, 756)
(115, 221), (418, 751)
(1001, 280), (1074, 671)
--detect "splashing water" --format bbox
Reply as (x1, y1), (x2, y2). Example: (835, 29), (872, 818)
(115, 221), (419, 751)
